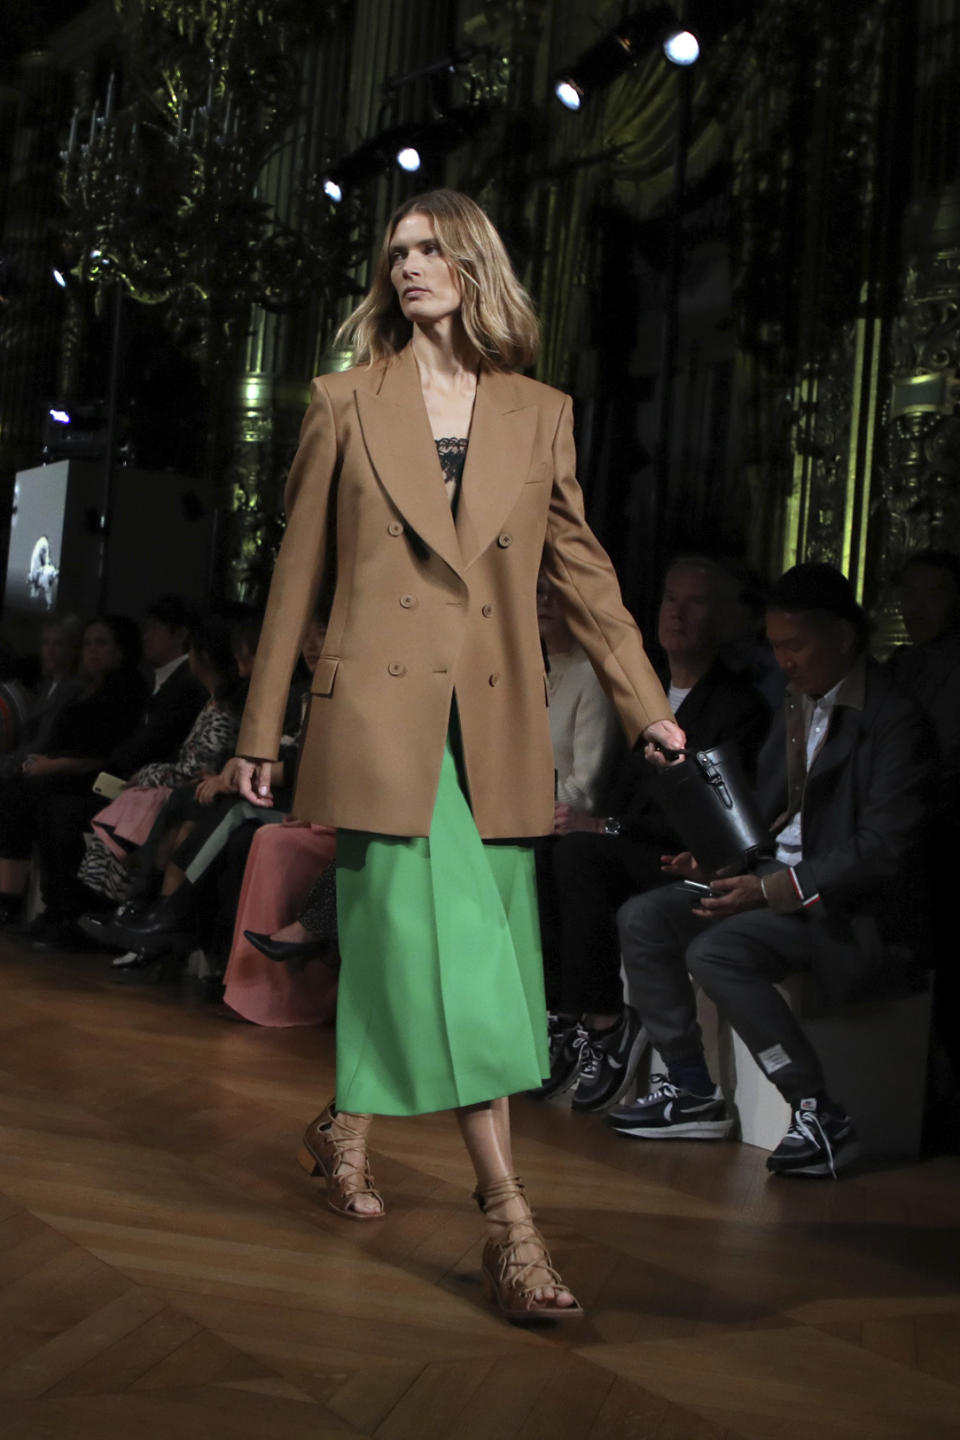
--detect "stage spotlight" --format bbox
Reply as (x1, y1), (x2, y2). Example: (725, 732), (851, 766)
(554, 79), (584, 111)
(41, 401), (107, 460)
(663, 29), (700, 65)
(52, 268), (67, 288)
(552, 6), (701, 107)
(321, 101), (487, 197)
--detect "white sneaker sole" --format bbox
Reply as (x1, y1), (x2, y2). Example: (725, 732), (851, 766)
(607, 1116), (735, 1140)
(767, 1137), (858, 1177)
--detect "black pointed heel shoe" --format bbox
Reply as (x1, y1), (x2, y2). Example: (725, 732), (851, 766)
(243, 929), (339, 972)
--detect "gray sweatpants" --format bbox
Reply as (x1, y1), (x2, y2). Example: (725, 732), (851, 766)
(617, 883), (860, 1102)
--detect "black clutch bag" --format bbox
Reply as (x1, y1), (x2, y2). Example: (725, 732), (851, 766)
(653, 742), (771, 871)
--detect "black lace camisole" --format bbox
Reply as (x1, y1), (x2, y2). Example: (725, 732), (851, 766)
(435, 436), (468, 509)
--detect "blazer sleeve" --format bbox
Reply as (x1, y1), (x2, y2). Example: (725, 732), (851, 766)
(235, 379), (339, 761)
(763, 692), (933, 916)
(539, 396), (671, 747)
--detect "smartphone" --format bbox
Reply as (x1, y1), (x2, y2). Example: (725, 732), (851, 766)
(92, 771), (125, 800)
(679, 879), (715, 898)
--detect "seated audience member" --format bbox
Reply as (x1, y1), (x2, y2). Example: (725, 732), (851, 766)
(0, 616), (148, 925)
(6, 615), (84, 762)
(887, 547), (960, 806)
(69, 616), (248, 916)
(606, 564), (932, 1178)
(888, 547), (960, 1141)
(540, 557), (771, 1111)
(12, 596), (208, 944)
(108, 594), (205, 779)
(0, 640), (34, 755)
(78, 615), (326, 969)
(538, 573), (622, 813)
(228, 608), (262, 680)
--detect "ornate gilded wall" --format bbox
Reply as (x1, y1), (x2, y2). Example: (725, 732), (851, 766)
(3, 0), (960, 616)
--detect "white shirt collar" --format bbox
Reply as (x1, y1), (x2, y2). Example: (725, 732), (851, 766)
(801, 672), (846, 719)
(152, 652), (190, 694)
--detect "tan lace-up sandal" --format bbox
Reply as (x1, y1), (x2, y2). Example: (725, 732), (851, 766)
(297, 1102), (386, 1221)
(477, 1175), (583, 1322)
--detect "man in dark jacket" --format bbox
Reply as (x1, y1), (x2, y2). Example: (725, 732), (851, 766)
(538, 557), (771, 1111)
(606, 564), (932, 1177)
(106, 594), (206, 778)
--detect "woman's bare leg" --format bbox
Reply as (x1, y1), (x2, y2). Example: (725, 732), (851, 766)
(456, 1100), (576, 1308)
(159, 861), (187, 899)
(456, 1100), (514, 1191)
(271, 919), (320, 944)
(301, 1106), (383, 1217)
(150, 820), (195, 893)
(490, 1096), (515, 1173)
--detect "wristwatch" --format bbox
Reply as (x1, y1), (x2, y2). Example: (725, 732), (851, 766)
(602, 816), (623, 836)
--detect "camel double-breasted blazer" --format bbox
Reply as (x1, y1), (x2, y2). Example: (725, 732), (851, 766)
(236, 344), (671, 838)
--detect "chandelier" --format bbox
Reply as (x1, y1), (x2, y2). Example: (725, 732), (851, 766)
(59, 0), (363, 360)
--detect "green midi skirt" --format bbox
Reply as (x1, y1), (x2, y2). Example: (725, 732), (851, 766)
(334, 733), (550, 1116)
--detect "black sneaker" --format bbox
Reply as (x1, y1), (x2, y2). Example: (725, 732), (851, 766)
(604, 1073), (734, 1139)
(570, 1006), (649, 1113)
(528, 1014), (590, 1099)
(766, 1097), (856, 1178)
(547, 1011), (577, 1061)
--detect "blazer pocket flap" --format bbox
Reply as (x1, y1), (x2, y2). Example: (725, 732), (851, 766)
(525, 460), (551, 485)
(311, 656), (340, 696)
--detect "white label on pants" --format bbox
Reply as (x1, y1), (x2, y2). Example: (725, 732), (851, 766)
(758, 1043), (791, 1075)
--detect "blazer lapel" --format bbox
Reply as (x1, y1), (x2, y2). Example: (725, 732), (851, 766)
(354, 348), (464, 580)
(808, 705), (861, 788)
(807, 657), (869, 785)
(457, 369), (538, 571)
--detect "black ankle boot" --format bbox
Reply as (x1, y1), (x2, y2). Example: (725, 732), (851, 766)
(79, 885), (195, 956)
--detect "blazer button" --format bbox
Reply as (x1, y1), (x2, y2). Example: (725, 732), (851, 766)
(399, 594), (418, 609)
(481, 603), (494, 617)
(497, 532), (513, 548)
(387, 662), (407, 677)
(387, 520), (404, 537)
(489, 672), (502, 686)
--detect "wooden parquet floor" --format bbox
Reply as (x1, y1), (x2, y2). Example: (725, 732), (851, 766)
(1, 938), (959, 1440)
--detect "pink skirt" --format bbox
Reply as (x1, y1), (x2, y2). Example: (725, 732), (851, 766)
(222, 822), (338, 1028)
(91, 786), (172, 858)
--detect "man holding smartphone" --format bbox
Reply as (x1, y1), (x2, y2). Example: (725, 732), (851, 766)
(536, 558), (771, 1113)
(606, 564), (933, 1178)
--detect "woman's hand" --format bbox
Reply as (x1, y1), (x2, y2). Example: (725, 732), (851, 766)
(233, 756), (275, 808)
(642, 718), (686, 768)
(22, 755), (60, 777)
(195, 772), (229, 805)
(554, 803), (604, 834)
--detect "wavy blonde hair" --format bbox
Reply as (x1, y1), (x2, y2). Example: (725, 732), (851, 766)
(337, 189), (540, 371)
